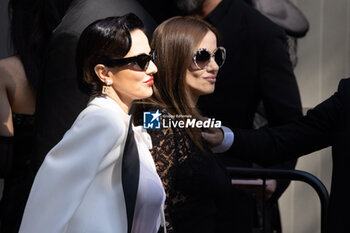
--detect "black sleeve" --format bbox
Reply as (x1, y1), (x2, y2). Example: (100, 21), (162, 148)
(231, 79), (347, 166)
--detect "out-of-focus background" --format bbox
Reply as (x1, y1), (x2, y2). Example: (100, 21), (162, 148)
(279, 0), (350, 232)
(0, 0), (12, 59)
(0, 0), (11, 198)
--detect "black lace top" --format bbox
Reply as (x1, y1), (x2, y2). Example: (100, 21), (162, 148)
(147, 108), (234, 233)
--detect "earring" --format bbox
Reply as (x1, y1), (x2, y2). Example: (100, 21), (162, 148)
(102, 79), (112, 95)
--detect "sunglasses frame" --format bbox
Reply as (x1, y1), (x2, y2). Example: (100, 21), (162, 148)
(101, 51), (155, 71)
(192, 46), (226, 70)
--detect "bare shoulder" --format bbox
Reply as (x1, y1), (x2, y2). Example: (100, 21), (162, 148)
(0, 56), (35, 114)
(0, 56), (26, 86)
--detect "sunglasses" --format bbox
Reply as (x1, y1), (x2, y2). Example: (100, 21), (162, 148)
(102, 51), (155, 71)
(192, 46), (226, 69)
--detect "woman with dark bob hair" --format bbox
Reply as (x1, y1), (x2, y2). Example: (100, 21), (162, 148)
(19, 13), (165, 233)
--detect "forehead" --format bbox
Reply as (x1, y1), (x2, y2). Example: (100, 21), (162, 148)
(195, 31), (217, 51)
(126, 29), (151, 57)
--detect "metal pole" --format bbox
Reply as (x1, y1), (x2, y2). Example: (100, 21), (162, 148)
(227, 167), (329, 233)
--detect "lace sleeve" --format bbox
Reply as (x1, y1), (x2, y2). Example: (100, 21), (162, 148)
(148, 122), (191, 233)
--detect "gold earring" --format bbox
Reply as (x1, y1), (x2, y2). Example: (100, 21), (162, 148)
(102, 80), (112, 95)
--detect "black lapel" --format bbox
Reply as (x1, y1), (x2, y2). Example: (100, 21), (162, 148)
(122, 119), (140, 233)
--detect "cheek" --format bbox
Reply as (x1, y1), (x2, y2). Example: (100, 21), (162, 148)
(186, 70), (202, 87)
(186, 71), (215, 95)
(134, 81), (153, 99)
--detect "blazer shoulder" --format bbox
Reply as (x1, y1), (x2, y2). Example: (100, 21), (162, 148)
(336, 78), (350, 106)
(76, 106), (127, 138)
(338, 77), (350, 91)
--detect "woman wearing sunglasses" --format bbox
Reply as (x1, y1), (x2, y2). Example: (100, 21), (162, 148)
(134, 16), (233, 233)
(18, 13), (165, 233)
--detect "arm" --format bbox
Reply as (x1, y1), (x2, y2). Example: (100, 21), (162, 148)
(19, 109), (124, 233)
(231, 83), (346, 165)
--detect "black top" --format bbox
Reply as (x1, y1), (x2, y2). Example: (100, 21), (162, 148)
(232, 78), (350, 233)
(148, 108), (234, 233)
(0, 114), (36, 233)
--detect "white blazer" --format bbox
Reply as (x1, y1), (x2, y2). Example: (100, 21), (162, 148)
(19, 96), (160, 233)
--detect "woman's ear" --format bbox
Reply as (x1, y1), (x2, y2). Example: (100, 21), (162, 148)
(94, 64), (113, 85)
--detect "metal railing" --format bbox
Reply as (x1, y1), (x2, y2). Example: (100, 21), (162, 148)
(226, 167), (329, 233)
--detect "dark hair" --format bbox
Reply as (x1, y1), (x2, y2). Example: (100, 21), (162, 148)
(76, 13), (144, 97)
(145, 16), (220, 150)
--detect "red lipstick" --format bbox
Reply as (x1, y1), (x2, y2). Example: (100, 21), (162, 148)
(145, 76), (154, 86)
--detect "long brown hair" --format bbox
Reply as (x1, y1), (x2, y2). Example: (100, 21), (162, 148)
(139, 16), (220, 150)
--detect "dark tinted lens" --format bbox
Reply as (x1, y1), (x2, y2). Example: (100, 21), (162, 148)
(195, 49), (211, 68)
(135, 54), (151, 71)
(214, 47), (226, 67)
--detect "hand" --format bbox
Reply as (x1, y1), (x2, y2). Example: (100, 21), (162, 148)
(231, 179), (277, 201)
(201, 127), (224, 148)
